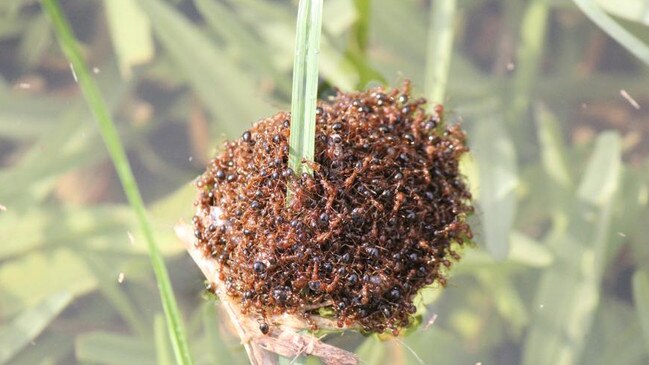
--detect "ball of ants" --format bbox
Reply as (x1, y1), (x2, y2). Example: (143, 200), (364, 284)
(193, 82), (473, 335)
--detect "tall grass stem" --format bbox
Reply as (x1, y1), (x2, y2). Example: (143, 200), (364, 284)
(425, 0), (457, 105)
(40, 1), (194, 364)
(288, 0), (323, 184)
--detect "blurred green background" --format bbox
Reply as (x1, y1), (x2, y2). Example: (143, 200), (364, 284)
(2, 0), (649, 364)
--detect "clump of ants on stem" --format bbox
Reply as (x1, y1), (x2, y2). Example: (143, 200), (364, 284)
(184, 80), (474, 363)
(190, 81), (473, 342)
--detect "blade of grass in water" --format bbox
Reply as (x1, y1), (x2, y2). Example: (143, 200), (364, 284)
(573, 0), (649, 66)
(40, 1), (194, 364)
(507, 0), (549, 127)
(288, 0), (323, 184)
(425, 0), (457, 104)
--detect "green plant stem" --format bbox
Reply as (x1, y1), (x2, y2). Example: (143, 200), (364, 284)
(40, 1), (194, 364)
(288, 0), (323, 183)
(425, 0), (457, 104)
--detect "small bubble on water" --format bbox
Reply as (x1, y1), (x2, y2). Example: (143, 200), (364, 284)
(69, 63), (78, 82)
(424, 313), (438, 330)
(127, 231), (135, 245)
(620, 89), (640, 110)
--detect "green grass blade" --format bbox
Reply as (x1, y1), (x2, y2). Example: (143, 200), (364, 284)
(522, 132), (622, 365)
(0, 292), (72, 364)
(534, 104), (572, 189)
(9, 333), (73, 365)
(103, 0), (153, 78)
(577, 132), (622, 206)
(472, 115), (518, 260)
(633, 270), (649, 356)
(573, 0), (649, 66)
(40, 1), (194, 364)
(425, 0), (457, 104)
(597, 0), (649, 26)
(507, 0), (549, 126)
(288, 0), (323, 180)
(349, 0), (370, 55)
(136, 0), (273, 139)
(344, 0), (385, 87)
(0, 249), (95, 319)
(193, 0), (291, 96)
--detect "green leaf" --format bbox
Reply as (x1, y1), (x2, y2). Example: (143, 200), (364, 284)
(534, 104), (572, 189)
(0, 205), (128, 260)
(506, 0), (549, 127)
(577, 132), (621, 206)
(0, 292), (72, 364)
(323, 0), (356, 36)
(0, 92), (62, 139)
(193, 0), (291, 96)
(343, 0), (386, 87)
(0, 249), (95, 320)
(135, 0), (273, 138)
(454, 231), (553, 275)
(472, 116), (518, 260)
(104, 0), (154, 78)
(522, 132), (622, 365)
(75, 332), (156, 365)
(508, 231), (553, 267)
(9, 332), (73, 365)
(597, 0), (649, 26)
(573, 0), (649, 66)
(633, 270), (649, 356)
(288, 0), (323, 179)
(0, 198), (185, 262)
(17, 13), (51, 68)
(0, 65), (130, 211)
